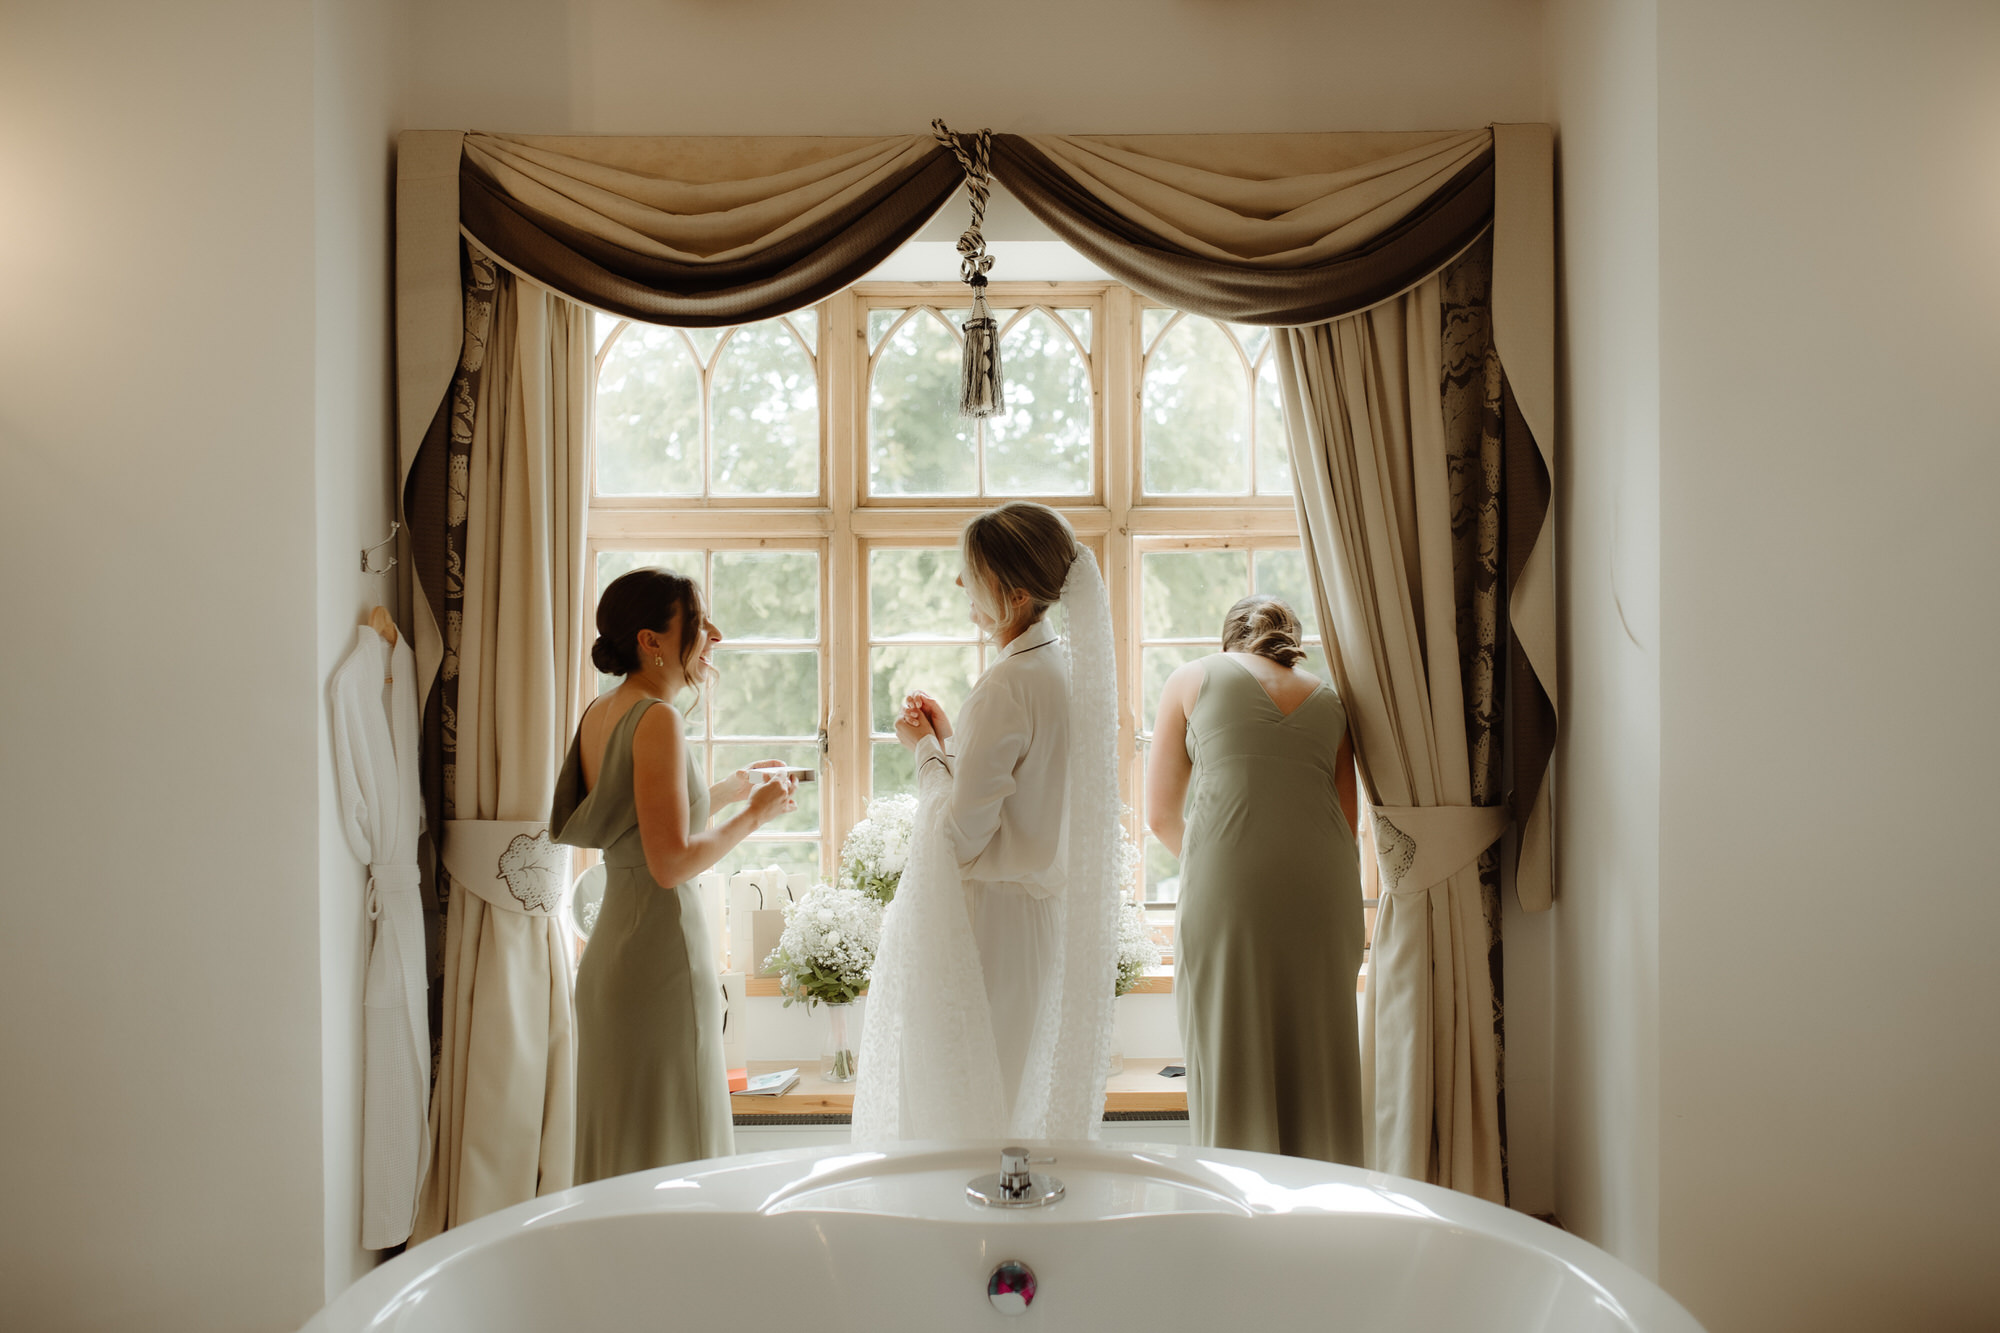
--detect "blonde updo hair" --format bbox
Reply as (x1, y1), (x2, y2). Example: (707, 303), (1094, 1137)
(959, 501), (1078, 634)
(1221, 594), (1307, 668)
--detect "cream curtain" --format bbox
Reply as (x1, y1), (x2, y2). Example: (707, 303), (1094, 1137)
(1277, 275), (1506, 1201)
(409, 248), (590, 1241)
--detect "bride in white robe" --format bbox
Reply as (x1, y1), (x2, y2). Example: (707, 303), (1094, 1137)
(853, 502), (1122, 1143)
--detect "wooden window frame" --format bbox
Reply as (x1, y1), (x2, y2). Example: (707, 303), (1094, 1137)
(583, 281), (1307, 912)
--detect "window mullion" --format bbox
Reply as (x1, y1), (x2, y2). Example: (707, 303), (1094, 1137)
(1101, 284), (1140, 832)
(824, 287), (863, 866)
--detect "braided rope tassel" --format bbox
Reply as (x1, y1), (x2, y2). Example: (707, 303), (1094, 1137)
(932, 119), (1005, 418)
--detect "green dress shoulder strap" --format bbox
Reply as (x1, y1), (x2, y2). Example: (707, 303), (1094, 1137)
(550, 697), (666, 851)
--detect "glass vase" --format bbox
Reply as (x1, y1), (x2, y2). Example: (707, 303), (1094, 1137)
(821, 1001), (858, 1082)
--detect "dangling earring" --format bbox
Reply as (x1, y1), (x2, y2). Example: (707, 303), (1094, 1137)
(653, 655), (665, 668)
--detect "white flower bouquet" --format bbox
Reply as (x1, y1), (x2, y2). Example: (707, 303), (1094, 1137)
(836, 793), (918, 904)
(1114, 897), (1164, 998)
(764, 882), (883, 1010)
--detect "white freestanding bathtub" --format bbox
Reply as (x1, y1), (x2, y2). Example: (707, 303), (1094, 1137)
(304, 1142), (1703, 1333)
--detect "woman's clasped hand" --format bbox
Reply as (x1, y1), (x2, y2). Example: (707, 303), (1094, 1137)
(711, 759), (798, 817)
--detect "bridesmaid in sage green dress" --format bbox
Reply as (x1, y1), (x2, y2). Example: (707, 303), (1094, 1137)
(552, 568), (795, 1183)
(1147, 594), (1363, 1165)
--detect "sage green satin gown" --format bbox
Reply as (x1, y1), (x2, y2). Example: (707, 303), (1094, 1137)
(1174, 655), (1365, 1165)
(552, 697), (734, 1182)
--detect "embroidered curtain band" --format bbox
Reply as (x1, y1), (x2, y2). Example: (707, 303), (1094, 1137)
(441, 819), (572, 916)
(1369, 804), (1512, 901)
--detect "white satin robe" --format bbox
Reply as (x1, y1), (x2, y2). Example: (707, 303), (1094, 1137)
(913, 617), (1070, 1113)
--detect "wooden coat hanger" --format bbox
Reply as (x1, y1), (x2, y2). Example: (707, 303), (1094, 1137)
(367, 606), (398, 648)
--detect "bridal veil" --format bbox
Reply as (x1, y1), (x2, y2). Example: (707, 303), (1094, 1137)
(853, 545), (1122, 1143)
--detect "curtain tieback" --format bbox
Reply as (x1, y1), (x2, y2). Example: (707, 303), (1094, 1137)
(441, 819), (572, 916)
(364, 863), (423, 921)
(1369, 804), (1510, 899)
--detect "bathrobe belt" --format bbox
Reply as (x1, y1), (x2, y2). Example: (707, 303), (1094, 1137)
(441, 819), (572, 916)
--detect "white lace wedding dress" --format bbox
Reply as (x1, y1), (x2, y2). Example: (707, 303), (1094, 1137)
(852, 548), (1123, 1143)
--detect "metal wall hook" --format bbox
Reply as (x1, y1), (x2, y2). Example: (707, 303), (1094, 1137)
(361, 521), (400, 575)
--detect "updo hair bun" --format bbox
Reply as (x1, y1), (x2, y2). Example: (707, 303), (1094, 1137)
(1221, 594), (1308, 668)
(959, 501), (1079, 627)
(590, 635), (633, 676)
(592, 566), (707, 683)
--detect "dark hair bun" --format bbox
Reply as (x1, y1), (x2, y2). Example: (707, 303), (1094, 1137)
(592, 567), (705, 681)
(590, 635), (634, 676)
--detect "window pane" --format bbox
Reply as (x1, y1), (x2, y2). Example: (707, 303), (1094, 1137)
(710, 322), (819, 496)
(868, 308), (902, 352)
(869, 547), (975, 640)
(709, 549), (818, 641)
(597, 548), (704, 594)
(711, 649), (818, 737)
(596, 325), (701, 495)
(715, 839), (820, 886)
(987, 309), (1092, 496)
(872, 741), (915, 798)
(711, 742), (821, 834)
(1145, 835), (1182, 904)
(1143, 317), (1250, 495)
(593, 311), (623, 356)
(1056, 308), (1093, 352)
(685, 326), (723, 363)
(870, 644), (981, 734)
(1230, 323), (1271, 364)
(595, 549), (704, 696)
(869, 310), (975, 495)
(1255, 357), (1292, 496)
(1142, 307), (1176, 353)
(1142, 643), (1213, 729)
(786, 306), (818, 354)
(1252, 548), (1320, 640)
(1142, 548), (1248, 640)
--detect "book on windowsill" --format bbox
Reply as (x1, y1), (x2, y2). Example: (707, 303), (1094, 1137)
(738, 1067), (801, 1096)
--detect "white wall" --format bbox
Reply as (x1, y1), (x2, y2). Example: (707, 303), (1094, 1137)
(1654, 3), (2000, 1329)
(313, 0), (406, 1299)
(404, 0), (1547, 135)
(1544, 0), (1662, 1273)
(1549, 7), (2000, 1327)
(0, 4), (329, 1329)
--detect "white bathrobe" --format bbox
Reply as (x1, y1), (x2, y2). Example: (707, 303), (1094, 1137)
(329, 625), (429, 1250)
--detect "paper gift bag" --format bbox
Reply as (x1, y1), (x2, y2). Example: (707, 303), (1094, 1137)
(696, 871), (728, 972)
(719, 970), (748, 1081)
(749, 909), (786, 978)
